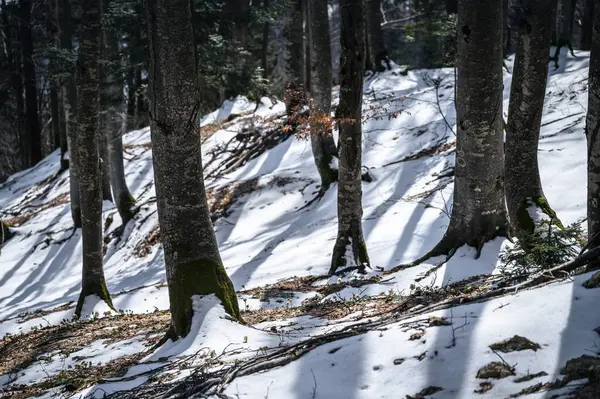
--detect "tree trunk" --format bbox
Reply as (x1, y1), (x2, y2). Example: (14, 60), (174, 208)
(58, 0), (81, 228)
(101, 0), (136, 225)
(20, 0), (41, 167)
(419, 0), (508, 261)
(556, 0), (575, 48)
(145, 0), (240, 339)
(1, 220), (13, 246)
(100, 134), (113, 201)
(261, 0), (269, 78)
(445, 0), (458, 14)
(74, 0), (113, 318)
(308, 0), (337, 193)
(330, 0), (370, 275)
(302, 0), (311, 93)
(587, 2), (600, 251)
(284, 0), (305, 117)
(503, 0), (510, 56)
(506, 0), (559, 236)
(581, 0), (594, 50)
(222, 0), (250, 46)
(365, 0), (389, 71)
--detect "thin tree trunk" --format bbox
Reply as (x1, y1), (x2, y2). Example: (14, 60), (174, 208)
(261, 0), (269, 78)
(1, 220), (12, 245)
(586, 2), (600, 251)
(506, 0), (559, 236)
(222, 0), (250, 46)
(330, 0), (370, 275)
(50, 82), (61, 150)
(417, 0), (508, 262)
(101, 0), (136, 225)
(74, 0), (113, 318)
(284, 0), (305, 117)
(58, 0), (81, 227)
(20, 0), (42, 167)
(581, 0), (594, 50)
(100, 134), (112, 201)
(308, 0), (337, 193)
(365, 0), (389, 71)
(302, 0), (311, 92)
(145, 0), (240, 339)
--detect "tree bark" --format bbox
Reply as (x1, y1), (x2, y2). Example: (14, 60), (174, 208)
(365, 0), (389, 71)
(506, 0), (558, 236)
(556, 0), (576, 48)
(100, 134), (113, 201)
(587, 2), (600, 251)
(581, 0), (594, 50)
(145, 0), (240, 339)
(74, 0), (113, 318)
(20, 0), (42, 167)
(330, 0), (370, 275)
(302, 0), (311, 93)
(261, 0), (269, 78)
(419, 0), (508, 261)
(58, 0), (81, 228)
(222, 0), (250, 46)
(101, 0), (136, 225)
(308, 0), (337, 192)
(284, 0), (305, 117)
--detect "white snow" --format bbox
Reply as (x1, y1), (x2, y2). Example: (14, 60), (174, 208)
(0, 47), (597, 398)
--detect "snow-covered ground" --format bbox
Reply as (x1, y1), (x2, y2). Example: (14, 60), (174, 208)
(0, 48), (597, 398)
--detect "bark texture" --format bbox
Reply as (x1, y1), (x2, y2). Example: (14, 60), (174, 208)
(145, 0), (240, 338)
(308, 0), (337, 192)
(58, 0), (81, 227)
(284, 0), (305, 116)
(506, 0), (558, 235)
(365, 0), (389, 71)
(74, 0), (113, 318)
(423, 0), (508, 260)
(101, 0), (135, 225)
(587, 2), (600, 250)
(581, 0), (595, 50)
(330, 0), (370, 275)
(20, 0), (41, 167)
(555, 0), (575, 47)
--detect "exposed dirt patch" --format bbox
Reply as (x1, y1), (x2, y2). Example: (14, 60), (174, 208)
(406, 385), (443, 399)
(0, 312), (169, 398)
(133, 224), (161, 258)
(206, 177), (260, 221)
(489, 335), (541, 353)
(476, 361), (516, 379)
(474, 381), (493, 394)
(514, 371), (548, 383)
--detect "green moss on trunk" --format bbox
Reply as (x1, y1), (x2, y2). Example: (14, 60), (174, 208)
(1, 221), (13, 244)
(330, 234), (370, 275)
(116, 191), (137, 225)
(74, 279), (115, 318)
(169, 259), (240, 338)
(516, 196), (563, 234)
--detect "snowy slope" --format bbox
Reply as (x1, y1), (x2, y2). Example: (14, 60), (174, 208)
(0, 48), (597, 398)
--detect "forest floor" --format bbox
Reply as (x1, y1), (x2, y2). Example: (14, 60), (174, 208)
(0, 48), (599, 399)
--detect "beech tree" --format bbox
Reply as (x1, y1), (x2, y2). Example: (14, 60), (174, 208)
(555, 0), (575, 51)
(145, 0), (240, 338)
(308, 0), (337, 193)
(284, 0), (305, 117)
(365, 0), (389, 71)
(505, 0), (559, 235)
(58, 0), (82, 228)
(330, 0), (370, 275)
(415, 0), (507, 263)
(74, 0), (114, 317)
(586, 2), (600, 252)
(101, 0), (136, 225)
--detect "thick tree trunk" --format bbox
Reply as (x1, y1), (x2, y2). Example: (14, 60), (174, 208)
(365, 0), (389, 71)
(556, 0), (576, 49)
(101, 0), (136, 225)
(58, 0), (81, 227)
(222, 0), (250, 46)
(330, 0), (370, 275)
(20, 0), (41, 167)
(145, 0), (240, 339)
(506, 0), (558, 235)
(581, 0), (595, 50)
(308, 0), (337, 192)
(1, 220), (12, 245)
(587, 3), (600, 251)
(74, 0), (113, 318)
(420, 0), (508, 261)
(284, 0), (305, 117)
